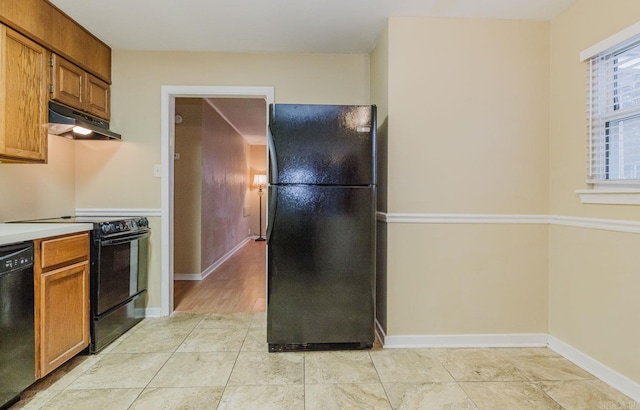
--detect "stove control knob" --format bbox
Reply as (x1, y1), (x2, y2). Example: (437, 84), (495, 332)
(101, 224), (113, 234)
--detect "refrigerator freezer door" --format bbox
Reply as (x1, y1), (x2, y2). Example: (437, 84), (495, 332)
(269, 104), (376, 186)
(267, 185), (375, 349)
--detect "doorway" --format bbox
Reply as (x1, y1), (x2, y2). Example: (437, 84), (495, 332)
(160, 86), (275, 316)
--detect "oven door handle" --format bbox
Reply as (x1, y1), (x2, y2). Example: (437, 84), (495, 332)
(101, 231), (150, 246)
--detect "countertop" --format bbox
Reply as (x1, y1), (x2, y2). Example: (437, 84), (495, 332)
(0, 223), (94, 246)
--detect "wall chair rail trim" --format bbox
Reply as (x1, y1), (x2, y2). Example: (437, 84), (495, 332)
(377, 213), (640, 234)
(76, 208), (162, 217)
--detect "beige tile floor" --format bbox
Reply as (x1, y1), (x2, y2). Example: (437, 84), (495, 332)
(12, 312), (640, 410)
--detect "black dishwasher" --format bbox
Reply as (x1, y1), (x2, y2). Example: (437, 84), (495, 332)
(0, 241), (35, 410)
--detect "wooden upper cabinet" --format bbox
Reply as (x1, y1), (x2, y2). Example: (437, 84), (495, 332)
(86, 74), (110, 119)
(0, 25), (48, 163)
(50, 54), (84, 109)
(0, 0), (111, 83)
(50, 54), (110, 120)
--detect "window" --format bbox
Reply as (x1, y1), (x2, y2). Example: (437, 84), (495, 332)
(587, 36), (640, 184)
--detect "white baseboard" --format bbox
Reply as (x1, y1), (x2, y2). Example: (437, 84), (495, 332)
(548, 336), (640, 403)
(382, 333), (549, 349)
(174, 273), (204, 281)
(144, 307), (163, 318)
(174, 237), (253, 281)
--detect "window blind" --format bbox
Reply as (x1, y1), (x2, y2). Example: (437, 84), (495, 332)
(588, 39), (640, 181)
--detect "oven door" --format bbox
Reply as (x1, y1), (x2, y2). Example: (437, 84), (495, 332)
(94, 230), (149, 316)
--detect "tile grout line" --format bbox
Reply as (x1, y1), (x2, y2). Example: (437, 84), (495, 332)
(492, 348), (568, 410)
(215, 315), (254, 409)
(124, 314), (205, 409)
(367, 349), (394, 408)
(429, 347), (481, 409)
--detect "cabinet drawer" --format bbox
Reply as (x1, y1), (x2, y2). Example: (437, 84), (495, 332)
(40, 233), (89, 269)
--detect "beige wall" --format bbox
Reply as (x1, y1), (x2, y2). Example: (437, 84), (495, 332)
(388, 224), (548, 335)
(387, 17), (549, 214)
(549, 0), (640, 384)
(0, 136), (76, 222)
(549, 225), (640, 383)
(174, 98), (202, 274)
(77, 50), (370, 308)
(75, 51), (370, 210)
(381, 17), (550, 336)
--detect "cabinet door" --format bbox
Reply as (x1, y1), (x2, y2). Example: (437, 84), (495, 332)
(50, 54), (85, 110)
(37, 261), (90, 377)
(0, 25), (47, 163)
(51, 54), (111, 121)
(86, 73), (110, 120)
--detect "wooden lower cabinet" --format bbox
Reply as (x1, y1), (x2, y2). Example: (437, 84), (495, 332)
(34, 232), (90, 378)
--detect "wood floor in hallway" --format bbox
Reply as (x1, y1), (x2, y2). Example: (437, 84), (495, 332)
(173, 239), (266, 314)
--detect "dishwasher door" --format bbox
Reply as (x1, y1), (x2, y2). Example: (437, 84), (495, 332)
(0, 242), (35, 409)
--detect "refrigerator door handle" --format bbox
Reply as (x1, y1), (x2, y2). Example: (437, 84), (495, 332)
(267, 105), (279, 184)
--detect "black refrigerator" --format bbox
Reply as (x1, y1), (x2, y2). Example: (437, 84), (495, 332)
(267, 104), (376, 352)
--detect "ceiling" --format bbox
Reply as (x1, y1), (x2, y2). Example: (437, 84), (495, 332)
(48, 0), (576, 145)
(49, 0), (575, 54)
(205, 98), (267, 146)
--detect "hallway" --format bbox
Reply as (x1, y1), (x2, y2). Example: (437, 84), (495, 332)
(173, 240), (266, 314)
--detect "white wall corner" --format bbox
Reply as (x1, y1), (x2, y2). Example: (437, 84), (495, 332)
(548, 336), (640, 403)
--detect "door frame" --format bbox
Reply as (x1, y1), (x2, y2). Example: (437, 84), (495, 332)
(160, 85), (275, 316)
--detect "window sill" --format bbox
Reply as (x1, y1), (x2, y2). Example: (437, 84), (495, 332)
(576, 189), (640, 205)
